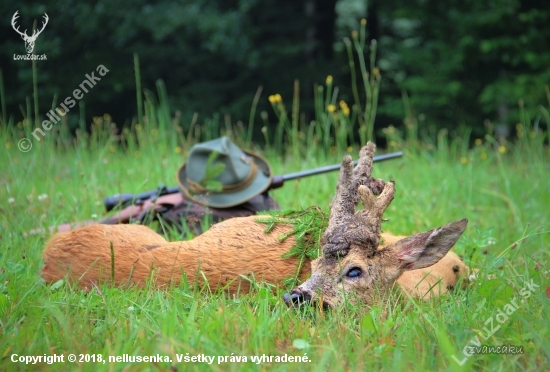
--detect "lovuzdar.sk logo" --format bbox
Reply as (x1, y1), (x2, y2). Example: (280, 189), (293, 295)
(11, 10), (48, 60)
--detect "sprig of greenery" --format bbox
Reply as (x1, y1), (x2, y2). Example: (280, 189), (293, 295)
(255, 206), (328, 287)
(199, 151), (226, 192)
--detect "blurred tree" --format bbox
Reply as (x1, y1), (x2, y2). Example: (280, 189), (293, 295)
(373, 0), (550, 136)
(0, 0), (339, 134)
(1, 0), (548, 139)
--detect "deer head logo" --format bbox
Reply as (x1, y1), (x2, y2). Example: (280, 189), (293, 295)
(11, 10), (49, 54)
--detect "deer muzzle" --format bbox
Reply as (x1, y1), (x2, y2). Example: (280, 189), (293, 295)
(283, 290), (312, 307)
(283, 272), (331, 308)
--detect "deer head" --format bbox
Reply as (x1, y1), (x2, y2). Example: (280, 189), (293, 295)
(283, 142), (468, 309)
(11, 11), (49, 54)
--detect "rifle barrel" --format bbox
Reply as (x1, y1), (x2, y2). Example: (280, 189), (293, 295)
(104, 151), (403, 211)
(282, 151), (403, 182)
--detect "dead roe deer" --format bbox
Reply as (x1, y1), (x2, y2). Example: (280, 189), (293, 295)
(42, 142), (469, 308)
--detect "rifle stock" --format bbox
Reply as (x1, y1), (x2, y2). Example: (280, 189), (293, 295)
(105, 151), (403, 211)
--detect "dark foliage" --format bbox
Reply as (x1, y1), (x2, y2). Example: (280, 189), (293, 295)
(1, 0), (548, 138)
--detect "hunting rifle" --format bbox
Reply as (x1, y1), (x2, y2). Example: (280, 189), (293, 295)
(104, 151), (403, 212)
(27, 151), (402, 236)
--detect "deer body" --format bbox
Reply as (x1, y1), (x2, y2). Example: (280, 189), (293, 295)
(42, 216), (466, 298)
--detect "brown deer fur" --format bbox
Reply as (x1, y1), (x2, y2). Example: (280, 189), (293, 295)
(42, 216), (467, 299)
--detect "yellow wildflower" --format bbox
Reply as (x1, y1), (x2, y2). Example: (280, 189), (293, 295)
(327, 104), (336, 113)
(339, 100), (350, 116)
(109, 145), (116, 153)
(530, 131), (536, 138)
(269, 94), (282, 104)
(475, 139), (482, 146)
(175, 146), (181, 154)
(135, 124), (141, 131)
(361, 19), (367, 26)
(372, 67), (380, 76)
(481, 152), (487, 160)
(460, 157), (468, 164)
(498, 145), (506, 154)
(352, 30), (358, 39)
(347, 146), (353, 153)
(326, 75), (333, 85)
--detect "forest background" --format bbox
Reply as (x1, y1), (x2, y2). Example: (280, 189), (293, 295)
(1, 0), (548, 141)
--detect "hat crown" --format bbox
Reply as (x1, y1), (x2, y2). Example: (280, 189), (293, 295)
(177, 136), (272, 208)
(186, 137), (252, 185)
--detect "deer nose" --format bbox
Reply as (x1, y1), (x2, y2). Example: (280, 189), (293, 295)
(283, 290), (311, 307)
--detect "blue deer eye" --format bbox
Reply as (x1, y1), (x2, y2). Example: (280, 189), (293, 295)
(346, 267), (362, 278)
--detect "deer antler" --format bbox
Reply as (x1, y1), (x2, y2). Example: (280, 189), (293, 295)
(11, 11), (48, 39)
(322, 142), (394, 257)
(32, 13), (49, 38)
(11, 11), (27, 38)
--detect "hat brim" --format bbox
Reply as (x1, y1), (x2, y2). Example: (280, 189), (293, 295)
(176, 149), (273, 208)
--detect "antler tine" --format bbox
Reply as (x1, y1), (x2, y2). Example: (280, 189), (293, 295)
(34, 13), (49, 36)
(358, 181), (395, 234)
(353, 142), (394, 247)
(11, 11), (27, 37)
(327, 155), (355, 226)
(322, 155), (356, 256)
(352, 142), (385, 200)
(351, 142), (375, 205)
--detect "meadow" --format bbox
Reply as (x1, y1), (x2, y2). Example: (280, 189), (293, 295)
(0, 40), (549, 370)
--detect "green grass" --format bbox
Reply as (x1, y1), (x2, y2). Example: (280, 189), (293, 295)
(0, 112), (548, 371)
(1, 19), (548, 369)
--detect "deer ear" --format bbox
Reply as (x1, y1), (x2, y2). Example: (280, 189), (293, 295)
(385, 219), (468, 271)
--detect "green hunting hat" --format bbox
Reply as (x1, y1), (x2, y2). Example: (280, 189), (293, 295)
(177, 136), (273, 208)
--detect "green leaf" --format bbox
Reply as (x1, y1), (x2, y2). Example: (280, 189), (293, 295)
(50, 279), (65, 291)
(205, 180), (223, 192)
(199, 151), (226, 192)
(0, 293), (8, 317)
(6, 261), (24, 274)
(292, 339), (310, 350)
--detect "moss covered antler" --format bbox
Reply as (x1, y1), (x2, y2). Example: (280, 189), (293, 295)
(322, 142), (393, 257)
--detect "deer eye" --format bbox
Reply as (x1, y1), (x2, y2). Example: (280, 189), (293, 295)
(346, 267), (363, 278)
